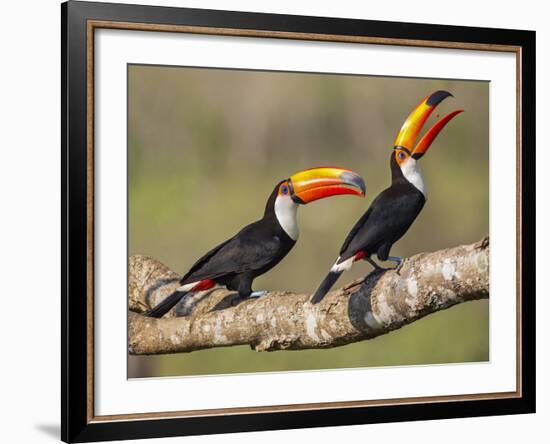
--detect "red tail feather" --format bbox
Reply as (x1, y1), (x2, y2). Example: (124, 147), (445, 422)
(192, 279), (216, 292)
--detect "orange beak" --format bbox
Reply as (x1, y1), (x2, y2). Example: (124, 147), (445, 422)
(289, 167), (366, 204)
(394, 90), (463, 159)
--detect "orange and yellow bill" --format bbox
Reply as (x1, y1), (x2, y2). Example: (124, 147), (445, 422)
(289, 167), (366, 204)
(393, 90), (462, 158)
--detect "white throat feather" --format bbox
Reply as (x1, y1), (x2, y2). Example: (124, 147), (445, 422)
(401, 157), (427, 197)
(274, 195), (299, 241)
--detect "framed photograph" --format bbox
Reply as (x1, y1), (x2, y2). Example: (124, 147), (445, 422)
(62, 1), (535, 442)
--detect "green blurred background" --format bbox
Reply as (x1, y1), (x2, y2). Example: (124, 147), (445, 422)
(127, 64), (489, 378)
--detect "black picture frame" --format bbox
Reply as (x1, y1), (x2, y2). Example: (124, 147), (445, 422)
(62, 1), (536, 442)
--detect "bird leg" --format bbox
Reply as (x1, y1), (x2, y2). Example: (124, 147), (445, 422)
(236, 277), (253, 300)
(366, 256), (385, 270)
(236, 276), (267, 299)
(361, 256), (388, 283)
(364, 255), (404, 276)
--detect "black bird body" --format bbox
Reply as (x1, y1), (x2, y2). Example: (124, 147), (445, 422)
(179, 191), (296, 297)
(145, 167), (365, 318)
(311, 90), (462, 304)
(338, 156), (425, 264)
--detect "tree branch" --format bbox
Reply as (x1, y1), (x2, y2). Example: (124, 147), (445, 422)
(128, 238), (489, 355)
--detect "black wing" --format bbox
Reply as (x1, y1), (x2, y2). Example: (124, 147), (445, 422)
(339, 186), (425, 262)
(179, 237), (233, 284)
(180, 221), (283, 284)
(339, 206), (373, 258)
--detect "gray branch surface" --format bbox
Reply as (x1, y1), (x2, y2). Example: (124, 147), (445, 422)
(128, 238), (489, 355)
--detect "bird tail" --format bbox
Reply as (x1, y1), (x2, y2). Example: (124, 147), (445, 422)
(310, 270), (343, 304)
(144, 290), (187, 318)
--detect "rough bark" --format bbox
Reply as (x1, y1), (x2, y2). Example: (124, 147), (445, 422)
(128, 237), (489, 355)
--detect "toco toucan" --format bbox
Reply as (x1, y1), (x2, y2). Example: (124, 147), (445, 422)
(310, 90), (463, 304)
(145, 167), (366, 318)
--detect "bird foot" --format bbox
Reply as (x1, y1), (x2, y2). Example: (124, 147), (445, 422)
(249, 290), (269, 298)
(394, 261), (404, 274)
(387, 256), (405, 274)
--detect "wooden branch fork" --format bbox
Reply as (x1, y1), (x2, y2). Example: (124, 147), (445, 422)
(128, 238), (489, 355)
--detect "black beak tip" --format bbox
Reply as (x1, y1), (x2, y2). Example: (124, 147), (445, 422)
(426, 90), (453, 107)
(340, 171), (366, 195)
(358, 178), (366, 195)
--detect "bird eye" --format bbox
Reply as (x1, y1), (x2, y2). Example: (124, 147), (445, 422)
(398, 151), (406, 160)
(281, 185), (288, 195)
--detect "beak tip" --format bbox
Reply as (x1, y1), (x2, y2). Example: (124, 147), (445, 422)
(339, 171), (366, 196)
(426, 90), (453, 107)
(449, 109), (465, 119)
(356, 178), (366, 196)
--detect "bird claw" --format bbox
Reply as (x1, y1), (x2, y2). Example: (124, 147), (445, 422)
(249, 290), (268, 298)
(393, 259), (405, 274)
(386, 256), (405, 274)
(394, 261), (404, 274)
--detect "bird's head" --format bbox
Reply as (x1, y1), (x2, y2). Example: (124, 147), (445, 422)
(391, 90), (463, 183)
(265, 167), (365, 239)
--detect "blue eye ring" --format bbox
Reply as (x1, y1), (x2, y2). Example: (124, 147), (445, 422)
(281, 185), (289, 195)
(398, 151), (406, 160)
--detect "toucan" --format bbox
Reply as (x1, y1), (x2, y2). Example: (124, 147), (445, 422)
(145, 167), (366, 318)
(310, 90), (463, 304)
